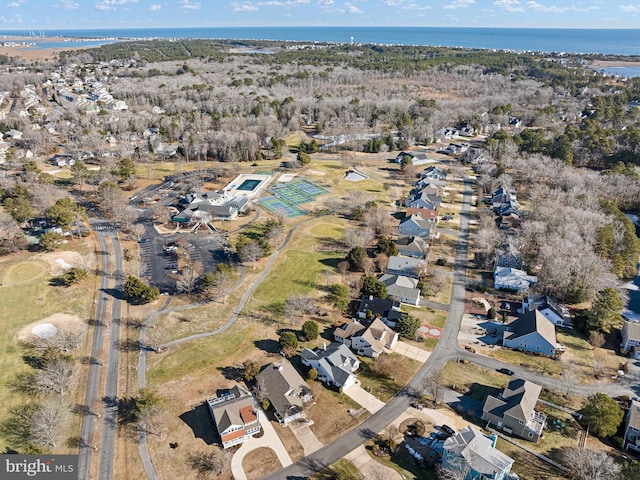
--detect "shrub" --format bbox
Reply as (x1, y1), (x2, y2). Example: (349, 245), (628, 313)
(301, 320), (319, 341)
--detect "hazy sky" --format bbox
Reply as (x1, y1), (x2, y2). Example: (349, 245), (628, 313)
(0, 1), (639, 29)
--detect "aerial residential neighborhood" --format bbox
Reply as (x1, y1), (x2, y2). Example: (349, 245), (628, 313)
(0, 30), (639, 480)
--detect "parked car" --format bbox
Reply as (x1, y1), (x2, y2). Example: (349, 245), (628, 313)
(497, 368), (514, 376)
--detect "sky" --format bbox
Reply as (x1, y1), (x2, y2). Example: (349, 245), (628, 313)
(0, 0), (639, 30)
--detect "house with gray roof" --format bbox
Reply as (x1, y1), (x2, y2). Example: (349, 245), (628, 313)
(300, 343), (360, 389)
(398, 214), (436, 240)
(503, 310), (556, 357)
(255, 361), (313, 425)
(522, 294), (571, 327)
(482, 378), (546, 442)
(442, 426), (513, 480)
(419, 165), (448, 181)
(395, 235), (429, 259)
(624, 399), (640, 453)
(386, 255), (427, 279)
(494, 266), (537, 293)
(207, 385), (261, 449)
(334, 318), (398, 358)
(378, 273), (421, 305)
(621, 320), (640, 360)
(173, 190), (250, 223)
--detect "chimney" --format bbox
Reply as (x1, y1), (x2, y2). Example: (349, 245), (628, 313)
(369, 295), (373, 300)
(322, 342), (327, 351)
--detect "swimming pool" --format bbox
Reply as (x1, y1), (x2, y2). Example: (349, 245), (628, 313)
(237, 179), (262, 191)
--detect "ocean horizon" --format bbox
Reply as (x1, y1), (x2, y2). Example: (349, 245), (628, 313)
(1, 26), (640, 57)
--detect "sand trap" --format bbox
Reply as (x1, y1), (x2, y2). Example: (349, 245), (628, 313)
(32, 323), (58, 339)
(306, 169), (326, 176)
(17, 313), (85, 342)
(56, 258), (73, 270)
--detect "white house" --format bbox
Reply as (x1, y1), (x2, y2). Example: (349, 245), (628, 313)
(621, 321), (640, 360)
(334, 318), (399, 358)
(300, 343), (360, 389)
(494, 266), (537, 293)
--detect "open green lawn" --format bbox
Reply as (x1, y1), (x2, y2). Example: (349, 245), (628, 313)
(440, 361), (507, 402)
(485, 348), (563, 376)
(496, 439), (567, 480)
(0, 250), (96, 450)
(358, 354), (421, 402)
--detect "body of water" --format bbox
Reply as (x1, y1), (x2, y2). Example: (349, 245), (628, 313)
(2, 27), (640, 56)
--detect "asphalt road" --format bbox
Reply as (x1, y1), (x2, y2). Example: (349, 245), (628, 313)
(77, 231), (111, 480)
(262, 175), (475, 480)
(98, 229), (124, 480)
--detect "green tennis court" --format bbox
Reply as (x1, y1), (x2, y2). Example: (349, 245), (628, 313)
(259, 179), (328, 217)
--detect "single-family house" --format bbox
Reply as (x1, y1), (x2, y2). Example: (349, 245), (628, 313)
(334, 318), (398, 357)
(413, 176), (447, 191)
(420, 165), (448, 181)
(405, 207), (439, 222)
(395, 151), (431, 166)
(4, 129), (23, 140)
(386, 255), (427, 279)
(522, 294), (571, 328)
(620, 320), (640, 360)
(404, 190), (442, 211)
(494, 266), (537, 293)
(398, 214), (436, 240)
(443, 143), (469, 155)
(458, 125), (476, 137)
(207, 385), (261, 449)
(442, 426), (514, 480)
(254, 361), (313, 425)
(503, 310), (557, 357)
(624, 399), (640, 453)
(301, 343), (360, 389)
(50, 154), (75, 167)
(495, 247), (523, 270)
(379, 273), (421, 305)
(482, 378), (547, 442)
(491, 186), (517, 211)
(356, 295), (403, 327)
(395, 235), (429, 259)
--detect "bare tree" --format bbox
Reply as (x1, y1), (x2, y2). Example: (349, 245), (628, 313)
(29, 399), (70, 449)
(188, 448), (229, 479)
(361, 257), (376, 276)
(176, 262), (202, 294)
(131, 223), (146, 242)
(561, 448), (620, 480)
(436, 462), (470, 480)
(34, 358), (77, 395)
(238, 240), (264, 268)
(423, 270), (447, 297)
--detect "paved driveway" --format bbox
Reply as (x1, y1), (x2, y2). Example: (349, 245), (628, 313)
(343, 381), (385, 414)
(289, 420), (324, 456)
(230, 408), (292, 480)
(393, 341), (431, 363)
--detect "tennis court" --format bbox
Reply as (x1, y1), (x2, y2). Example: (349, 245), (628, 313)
(259, 179), (328, 217)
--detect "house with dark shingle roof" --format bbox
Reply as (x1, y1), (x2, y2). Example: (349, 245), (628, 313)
(207, 385), (261, 448)
(482, 378), (547, 442)
(334, 318), (398, 357)
(442, 426), (513, 480)
(624, 399), (640, 453)
(503, 310), (556, 357)
(356, 295), (403, 327)
(300, 343), (360, 389)
(255, 361), (313, 426)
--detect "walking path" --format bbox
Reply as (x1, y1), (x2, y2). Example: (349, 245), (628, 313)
(344, 381), (386, 414)
(230, 409), (293, 480)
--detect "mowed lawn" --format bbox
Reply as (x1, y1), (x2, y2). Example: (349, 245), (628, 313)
(0, 250), (95, 450)
(245, 217), (348, 315)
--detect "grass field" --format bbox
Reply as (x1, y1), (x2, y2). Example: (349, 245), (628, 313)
(358, 354), (421, 402)
(0, 243), (97, 451)
(485, 348), (563, 376)
(439, 361), (508, 402)
(496, 438), (567, 480)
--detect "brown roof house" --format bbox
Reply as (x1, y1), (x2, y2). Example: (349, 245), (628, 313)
(624, 399), (640, 454)
(334, 318), (399, 358)
(482, 378), (547, 442)
(255, 361), (313, 426)
(207, 385), (261, 448)
(503, 310), (556, 357)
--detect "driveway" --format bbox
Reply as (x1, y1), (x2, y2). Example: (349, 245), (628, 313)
(393, 341), (431, 363)
(230, 408), (292, 480)
(343, 381), (385, 414)
(289, 420), (324, 456)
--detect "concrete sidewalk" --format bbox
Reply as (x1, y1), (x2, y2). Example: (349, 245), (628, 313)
(345, 445), (403, 480)
(230, 408), (292, 480)
(393, 340), (431, 363)
(343, 381), (385, 414)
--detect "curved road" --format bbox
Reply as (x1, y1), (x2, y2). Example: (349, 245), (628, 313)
(261, 175), (475, 480)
